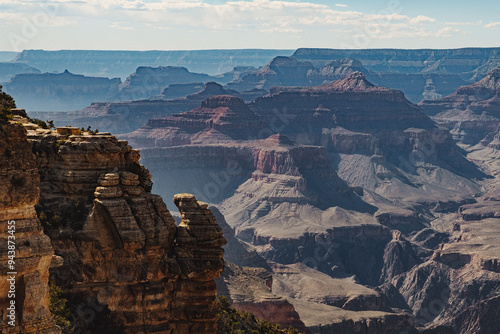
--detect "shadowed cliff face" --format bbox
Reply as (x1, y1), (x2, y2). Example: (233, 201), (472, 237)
(1, 108), (227, 334)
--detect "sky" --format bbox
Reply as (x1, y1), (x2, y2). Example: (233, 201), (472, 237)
(0, 0), (499, 51)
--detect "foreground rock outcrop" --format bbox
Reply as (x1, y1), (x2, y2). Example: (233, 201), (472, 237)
(1, 103), (227, 333)
(0, 111), (60, 333)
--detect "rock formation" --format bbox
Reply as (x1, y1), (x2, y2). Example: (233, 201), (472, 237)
(0, 62), (40, 83)
(158, 82), (206, 100)
(420, 66), (500, 147)
(12, 49), (292, 79)
(116, 66), (226, 101)
(30, 82), (245, 135)
(227, 54), (471, 103)
(130, 72), (482, 206)
(1, 102), (227, 333)
(118, 72), (497, 333)
(292, 48), (500, 77)
(0, 110), (60, 333)
(216, 261), (308, 333)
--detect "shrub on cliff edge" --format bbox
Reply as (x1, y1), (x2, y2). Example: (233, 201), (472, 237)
(0, 85), (16, 124)
(48, 285), (72, 333)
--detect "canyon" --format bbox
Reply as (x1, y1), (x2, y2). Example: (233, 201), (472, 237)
(2, 47), (499, 130)
(117, 70), (500, 333)
(2, 49), (500, 333)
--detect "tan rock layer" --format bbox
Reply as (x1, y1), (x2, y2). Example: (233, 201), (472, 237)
(0, 123), (59, 333)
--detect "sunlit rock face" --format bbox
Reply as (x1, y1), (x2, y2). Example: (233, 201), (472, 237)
(1, 110), (226, 334)
(0, 118), (60, 333)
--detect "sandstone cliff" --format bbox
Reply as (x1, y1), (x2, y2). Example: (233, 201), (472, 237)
(0, 108), (60, 333)
(1, 103), (227, 333)
(31, 125), (225, 333)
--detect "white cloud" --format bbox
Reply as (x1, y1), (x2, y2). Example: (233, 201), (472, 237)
(485, 22), (500, 28)
(109, 22), (134, 30)
(410, 15), (436, 24)
(260, 27), (302, 33)
(436, 26), (465, 37)
(334, 4), (348, 8)
(445, 20), (482, 26)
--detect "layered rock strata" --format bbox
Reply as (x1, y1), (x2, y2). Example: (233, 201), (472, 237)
(5, 113), (226, 333)
(0, 119), (59, 333)
(216, 261), (308, 333)
(420, 67), (500, 147)
(226, 55), (472, 103)
(30, 82), (245, 135)
(118, 73), (493, 333)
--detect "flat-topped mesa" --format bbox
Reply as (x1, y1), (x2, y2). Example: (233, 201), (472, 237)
(226, 56), (317, 91)
(118, 65), (216, 99)
(264, 56), (315, 77)
(253, 134), (333, 175)
(195, 82), (238, 98)
(2, 70), (120, 111)
(316, 58), (366, 79)
(201, 95), (249, 110)
(13, 115), (227, 333)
